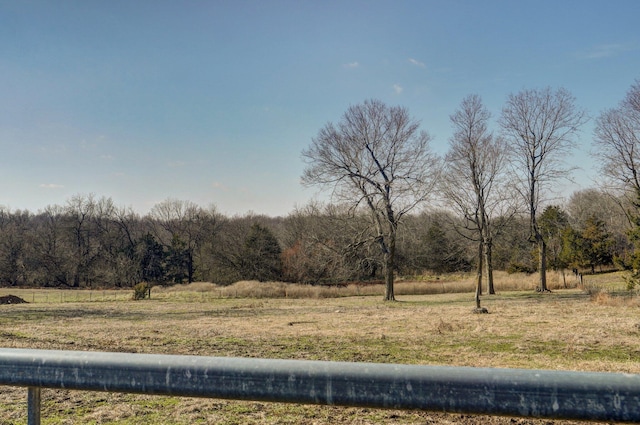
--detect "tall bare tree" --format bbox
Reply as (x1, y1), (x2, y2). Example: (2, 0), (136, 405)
(302, 99), (440, 301)
(31, 205), (74, 287)
(442, 95), (510, 308)
(148, 199), (206, 283)
(500, 87), (587, 291)
(282, 202), (374, 285)
(65, 194), (100, 287)
(593, 80), (640, 282)
(593, 80), (640, 197)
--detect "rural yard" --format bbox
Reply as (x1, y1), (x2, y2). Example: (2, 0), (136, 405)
(0, 275), (638, 424)
(2, 1), (639, 423)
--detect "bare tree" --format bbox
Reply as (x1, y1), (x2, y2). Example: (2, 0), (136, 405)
(567, 189), (629, 235)
(31, 205), (75, 287)
(282, 202), (374, 285)
(99, 203), (143, 288)
(593, 80), (640, 282)
(442, 95), (510, 309)
(148, 199), (206, 283)
(593, 80), (640, 198)
(65, 194), (99, 287)
(627, 80), (640, 113)
(302, 99), (440, 301)
(0, 207), (30, 286)
(500, 87), (587, 292)
(191, 205), (224, 283)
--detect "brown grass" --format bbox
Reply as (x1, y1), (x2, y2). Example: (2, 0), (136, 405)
(151, 270), (582, 301)
(0, 279), (640, 424)
(0, 271), (633, 424)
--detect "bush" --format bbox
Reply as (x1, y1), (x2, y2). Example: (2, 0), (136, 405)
(506, 262), (536, 274)
(622, 271), (639, 291)
(133, 282), (151, 300)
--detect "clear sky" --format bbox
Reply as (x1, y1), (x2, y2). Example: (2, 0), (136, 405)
(1, 1), (638, 217)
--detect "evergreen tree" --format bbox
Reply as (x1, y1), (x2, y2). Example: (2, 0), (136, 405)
(138, 233), (165, 283)
(559, 216), (614, 274)
(241, 224), (283, 282)
(581, 216), (614, 273)
(166, 236), (189, 283)
(422, 220), (470, 274)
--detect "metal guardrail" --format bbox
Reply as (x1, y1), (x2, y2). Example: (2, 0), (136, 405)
(1, 348), (640, 424)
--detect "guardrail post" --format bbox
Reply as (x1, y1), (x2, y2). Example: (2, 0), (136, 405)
(27, 387), (41, 425)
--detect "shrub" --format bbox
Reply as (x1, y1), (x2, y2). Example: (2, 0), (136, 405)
(506, 262), (535, 274)
(133, 282), (151, 300)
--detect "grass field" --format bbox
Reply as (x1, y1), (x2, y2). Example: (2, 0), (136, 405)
(0, 271), (638, 424)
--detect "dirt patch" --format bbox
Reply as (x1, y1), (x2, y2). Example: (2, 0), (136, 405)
(0, 295), (28, 304)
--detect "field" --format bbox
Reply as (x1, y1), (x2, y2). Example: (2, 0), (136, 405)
(0, 272), (638, 424)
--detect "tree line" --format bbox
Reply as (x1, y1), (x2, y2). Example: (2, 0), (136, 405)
(0, 188), (628, 290)
(1, 80), (638, 294)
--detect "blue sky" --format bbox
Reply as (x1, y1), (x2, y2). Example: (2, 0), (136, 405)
(1, 1), (638, 217)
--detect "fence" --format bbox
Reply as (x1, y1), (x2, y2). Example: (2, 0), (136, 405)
(1, 348), (640, 424)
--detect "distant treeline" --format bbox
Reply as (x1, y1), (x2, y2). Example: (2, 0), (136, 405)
(0, 188), (629, 289)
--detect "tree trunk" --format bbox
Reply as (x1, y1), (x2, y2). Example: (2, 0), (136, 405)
(484, 237), (495, 294)
(475, 241), (483, 309)
(537, 236), (548, 292)
(383, 233), (396, 301)
(187, 250), (194, 283)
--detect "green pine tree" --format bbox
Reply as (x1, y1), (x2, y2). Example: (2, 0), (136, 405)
(241, 224), (283, 282)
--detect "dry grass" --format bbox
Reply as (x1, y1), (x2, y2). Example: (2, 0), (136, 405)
(150, 270), (583, 301)
(0, 276), (638, 424)
(0, 270), (590, 305)
(589, 291), (636, 306)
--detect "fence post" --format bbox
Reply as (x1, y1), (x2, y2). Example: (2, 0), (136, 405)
(27, 387), (41, 425)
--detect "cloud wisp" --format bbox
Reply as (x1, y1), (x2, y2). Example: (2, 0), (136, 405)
(408, 58), (426, 68)
(578, 43), (637, 59)
(39, 183), (64, 189)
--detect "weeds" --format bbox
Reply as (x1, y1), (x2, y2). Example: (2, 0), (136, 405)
(588, 289), (640, 307)
(0, 270), (601, 305)
(153, 270), (580, 300)
(132, 282), (151, 300)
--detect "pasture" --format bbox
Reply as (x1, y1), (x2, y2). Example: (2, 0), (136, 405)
(0, 272), (638, 424)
